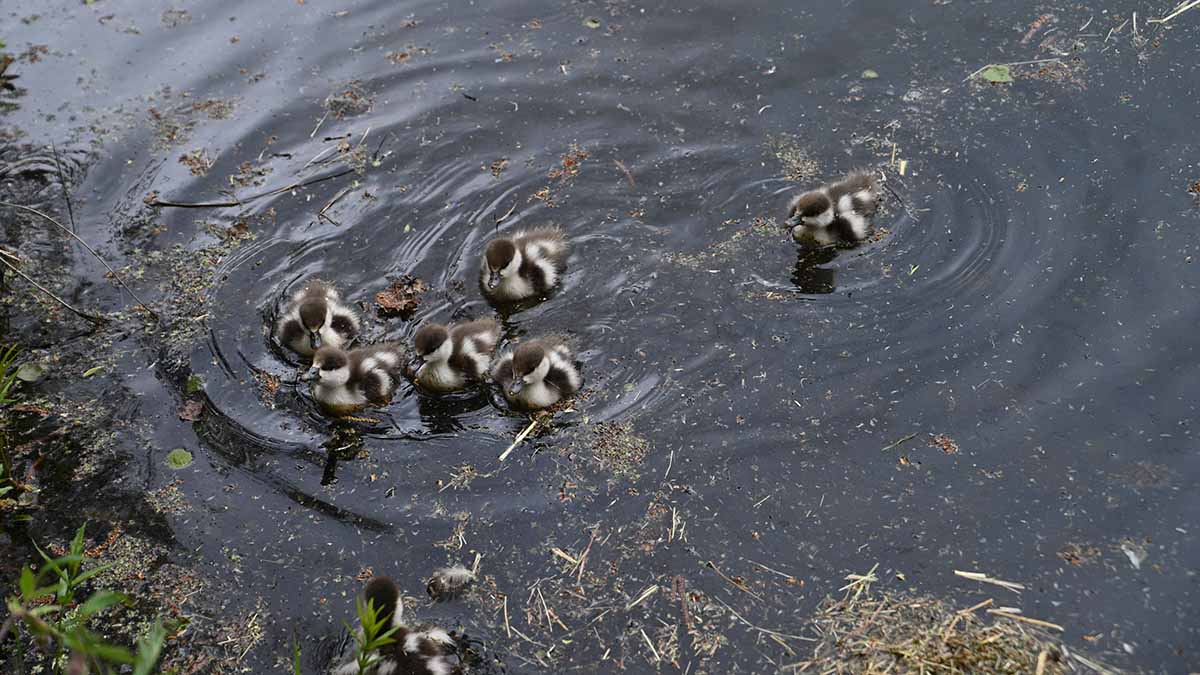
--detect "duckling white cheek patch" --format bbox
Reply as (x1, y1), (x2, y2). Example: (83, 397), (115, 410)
(501, 256), (521, 278)
(805, 209), (834, 227)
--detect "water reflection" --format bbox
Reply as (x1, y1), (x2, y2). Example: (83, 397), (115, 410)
(790, 246), (838, 294)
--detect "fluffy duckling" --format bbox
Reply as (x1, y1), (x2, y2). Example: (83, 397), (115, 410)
(301, 344), (406, 415)
(426, 565), (477, 602)
(275, 280), (360, 357)
(491, 337), (582, 410)
(332, 576), (458, 675)
(412, 319), (501, 393)
(785, 170), (880, 246)
(480, 225), (568, 302)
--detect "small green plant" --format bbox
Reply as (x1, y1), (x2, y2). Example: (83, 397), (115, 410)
(344, 596), (400, 673)
(0, 523), (166, 674)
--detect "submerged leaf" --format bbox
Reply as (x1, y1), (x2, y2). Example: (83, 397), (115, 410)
(583, 17), (602, 29)
(861, 69), (879, 79)
(166, 449), (194, 469)
(979, 64), (1014, 83)
(16, 363), (45, 382)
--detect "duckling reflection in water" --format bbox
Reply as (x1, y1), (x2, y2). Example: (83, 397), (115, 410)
(791, 247), (838, 295)
(785, 170), (880, 246)
(331, 576), (459, 675)
(480, 225), (568, 303)
(275, 280), (360, 357)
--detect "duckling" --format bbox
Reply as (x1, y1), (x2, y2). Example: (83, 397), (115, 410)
(426, 565), (477, 602)
(275, 280), (360, 357)
(480, 225), (568, 302)
(301, 344), (406, 415)
(491, 336), (582, 410)
(785, 170), (880, 246)
(332, 576), (459, 675)
(412, 319), (501, 393)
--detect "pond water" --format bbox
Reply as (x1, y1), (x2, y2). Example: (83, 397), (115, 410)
(4, 0), (1199, 671)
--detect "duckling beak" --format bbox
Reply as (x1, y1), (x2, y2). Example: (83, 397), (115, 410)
(487, 270), (502, 290)
(785, 214), (802, 227)
(308, 330), (322, 350)
(507, 379), (524, 396)
(299, 366), (319, 383)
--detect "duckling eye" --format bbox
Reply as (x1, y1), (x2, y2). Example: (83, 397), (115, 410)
(321, 362), (338, 371)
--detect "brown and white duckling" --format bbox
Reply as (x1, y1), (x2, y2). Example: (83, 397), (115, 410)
(491, 336), (582, 410)
(411, 319), (501, 393)
(480, 225), (568, 302)
(301, 344), (406, 415)
(275, 280), (360, 357)
(785, 170), (880, 246)
(426, 565), (477, 602)
(331, 576), (458, 675)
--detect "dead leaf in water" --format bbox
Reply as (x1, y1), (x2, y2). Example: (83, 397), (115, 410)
(178, 399), (204, 422)
(376, 275), (428, 318)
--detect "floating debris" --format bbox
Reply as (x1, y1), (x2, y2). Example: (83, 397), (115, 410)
(166, 448), (193, 469)
(375, 275), (428, 318)
(177, 399), (203, 422)
(930, 433), (959, 454)
(795, 585), (1109, 673)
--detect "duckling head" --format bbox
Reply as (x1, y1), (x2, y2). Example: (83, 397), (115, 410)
(785, 191), (834, 229)
(413, 323), (453, 366)
(301, 347), (351, 387)
(507, 342), (551, 396)
(298, 299), (330, 350)
(362, 576), (403, 627)
(484, 238), (521, 290)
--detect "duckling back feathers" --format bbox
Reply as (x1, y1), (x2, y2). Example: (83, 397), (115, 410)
(786, 171), (879, 245)
(481, 225), (568, 302)
(276, 280), (360, 357)
(332, 576), (458, 675)
(304, 344), (406, 414)
(492, 336), (582, 410)
(413, 319), (501, 392)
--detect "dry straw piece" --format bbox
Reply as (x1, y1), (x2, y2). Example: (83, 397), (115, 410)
(781, 569), (1117, 673)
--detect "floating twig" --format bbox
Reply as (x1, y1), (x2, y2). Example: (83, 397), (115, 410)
(318, 186), (354, 225)
(1148, 0), (1200, 24)
(49, 142), (77, 234)
(625, 584), (659, 611)
(550, 547), (579, 566)
(494, 200), (518, 227)
(715, 597), (814, 643)
(498, 417), (540, 461)
(0, 201), (159, 319)
(0, 257), (106, 324)
(880, 432), (918, 452)
(705, 561), (764, 602)
(986, 609), (1063, 632)
(613, 159), (636, 188)
(148, 169), (354, 209)
(640, 628), (660, 663)
(954, 570), (1025, 594)
(310, 111), (329, 139)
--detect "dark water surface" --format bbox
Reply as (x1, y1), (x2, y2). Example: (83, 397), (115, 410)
(4, 0), (1199, 671)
